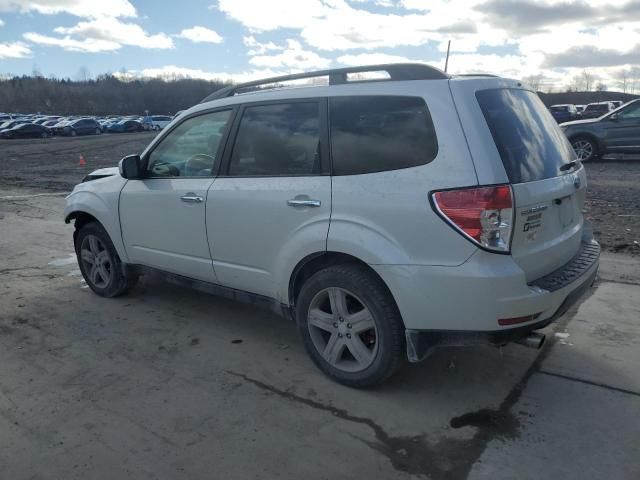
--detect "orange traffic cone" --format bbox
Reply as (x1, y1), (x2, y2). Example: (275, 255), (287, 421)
(79, 155), (87, 166)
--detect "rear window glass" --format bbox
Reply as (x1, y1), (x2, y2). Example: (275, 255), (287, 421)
(329, 96), (437, 175)
(586, 104), (608, 112)
(476, 89), (576, 184)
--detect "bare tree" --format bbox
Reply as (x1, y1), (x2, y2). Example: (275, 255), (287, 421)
(596, 82), (607, 92)
(617, 69), (629, 93)
(75, 66), (91, 82)
(523, 74), (544, 91)
(581, 69), (593, 91)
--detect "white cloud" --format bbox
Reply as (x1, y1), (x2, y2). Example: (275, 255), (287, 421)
(445, 52), (539, 78)
(249, 39), (331, 69)
(243, 35), (282, 55)
(23, 32), (121, 52)
(336, 53), (415, 65)
(218, 0), (504, 52)
(0, 0), (136, 18)
(0, 17), (4, 26)
(177, 26), (223, 44)
(52, 17), (173, 49)
(117, 65), (284, 83)
(0, 40), (31, 58)
(218, 0), (329, 31)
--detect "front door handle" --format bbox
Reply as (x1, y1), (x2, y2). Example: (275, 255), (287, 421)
(181, 193), (204, 204)
(287, 199), (321, 208)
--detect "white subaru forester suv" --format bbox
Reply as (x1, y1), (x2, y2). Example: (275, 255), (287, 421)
(65, 64), (599, 387)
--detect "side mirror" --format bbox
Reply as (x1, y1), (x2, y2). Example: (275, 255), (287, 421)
(609, 113), (619, 122)
(119, 154), (142, 179)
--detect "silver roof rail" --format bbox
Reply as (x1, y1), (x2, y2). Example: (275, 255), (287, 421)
(200, 63), (449, 103)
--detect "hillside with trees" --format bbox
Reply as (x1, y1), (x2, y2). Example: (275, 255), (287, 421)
(538, 91), (638, 107)
(0, 75), (228, 115)
(1, 74), (638, 115)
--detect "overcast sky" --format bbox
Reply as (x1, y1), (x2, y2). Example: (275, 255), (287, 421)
(0, 0), (635, 90)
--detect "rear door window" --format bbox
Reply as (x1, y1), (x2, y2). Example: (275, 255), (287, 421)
(329, 96), (437, 175)
(227, 101), (322, 176)
(476, 88), (576, 184)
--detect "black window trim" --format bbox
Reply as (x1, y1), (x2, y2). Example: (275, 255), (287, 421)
(327, 94), (439, 176)
(140, 105), (238, 179)
(218, 97), (330, 178)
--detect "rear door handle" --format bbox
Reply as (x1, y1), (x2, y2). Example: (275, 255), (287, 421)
(287, 199), (321, 208)
(181, 193), (204, 204)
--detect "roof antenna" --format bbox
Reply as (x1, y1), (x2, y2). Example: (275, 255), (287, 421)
(444, 40), (451, 73)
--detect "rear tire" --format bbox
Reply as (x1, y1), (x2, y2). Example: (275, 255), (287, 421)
(75, 222), (137, 297)
(571, 136), (599, 162)
(296, 264), (404, 387)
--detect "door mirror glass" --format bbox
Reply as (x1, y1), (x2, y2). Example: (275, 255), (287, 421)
(119, 154), (142, 179)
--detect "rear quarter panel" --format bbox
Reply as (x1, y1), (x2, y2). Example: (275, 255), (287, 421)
(327, 80), (479, 267)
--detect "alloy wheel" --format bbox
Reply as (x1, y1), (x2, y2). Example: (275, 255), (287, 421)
(80, 234), (112, 289)
(307, 287), (379, 372)
(571, 139), (594, 161)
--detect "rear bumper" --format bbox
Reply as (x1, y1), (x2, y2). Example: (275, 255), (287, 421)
(404, 264), (597, 361)
(372, 234), (599, 362)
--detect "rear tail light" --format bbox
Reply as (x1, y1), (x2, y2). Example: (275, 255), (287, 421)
(432, 185), (513, 253)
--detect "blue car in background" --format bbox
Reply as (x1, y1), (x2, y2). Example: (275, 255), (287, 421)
(549, 104), (578, 123)
(106, 120), (144, 133)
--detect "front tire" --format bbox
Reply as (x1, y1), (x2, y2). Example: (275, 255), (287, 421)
(75, 222), (137, 297)
(296, 264), (404, 388)
(571, 136), (599, 162)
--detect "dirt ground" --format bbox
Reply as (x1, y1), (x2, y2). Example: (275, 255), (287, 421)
(1, 134), (638, 255)
(1, 134), (639, 479)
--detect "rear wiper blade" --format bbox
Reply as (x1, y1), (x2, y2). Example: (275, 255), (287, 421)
(560, 160), (578, 172)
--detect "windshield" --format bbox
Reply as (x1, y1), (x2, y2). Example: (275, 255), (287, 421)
(476, 88), (576, 184)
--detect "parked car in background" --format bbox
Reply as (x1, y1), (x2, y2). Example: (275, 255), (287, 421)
(549, 104), (578, 123)
(575, 105), (586, 115)
(580, 102), (615, 119)
(149, 115), (172, 131)
(0, 119), (27, 132)
(0, 123), (51, 139)
(54, 118), (102, 136)
(610, 100), (624, 109)
(561, 99), (640, 161)
(106, 119), (144, 133)
(64, 64), (599, 387)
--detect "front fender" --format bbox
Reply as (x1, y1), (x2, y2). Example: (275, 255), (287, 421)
(64, 186), (128, 262)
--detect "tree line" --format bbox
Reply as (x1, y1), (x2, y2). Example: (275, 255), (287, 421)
(1, 73), (638, 116)
(0, 75), (229, 115)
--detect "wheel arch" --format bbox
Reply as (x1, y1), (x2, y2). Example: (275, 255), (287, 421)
(568, 132), (602, 156)
(288, 251), (402, 324)
(64, 190), (129, 263)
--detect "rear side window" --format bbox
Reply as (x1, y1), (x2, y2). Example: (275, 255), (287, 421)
(329, 96), (437, 175)
(228, 102), (322, 176)
(476, 89), (576, 184)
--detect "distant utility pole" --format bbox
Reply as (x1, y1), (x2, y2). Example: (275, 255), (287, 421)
(444, 40), (451, 73)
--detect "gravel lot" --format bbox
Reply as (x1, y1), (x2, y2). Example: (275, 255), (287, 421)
(1, 134), (638, 256)
(1, 133), (639, 479)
